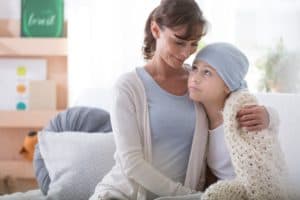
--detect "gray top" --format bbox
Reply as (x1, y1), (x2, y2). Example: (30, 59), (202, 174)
(136, 67), (196, 186)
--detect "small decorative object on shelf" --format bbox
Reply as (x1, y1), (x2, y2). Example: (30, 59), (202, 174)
(21, 0), (64, 37)
(19, 131), (38, 161)
(0, 58), (47, 110)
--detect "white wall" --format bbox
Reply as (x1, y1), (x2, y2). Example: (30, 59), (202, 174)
(0, 0), (70, 19)
(66, 0), (159, 105)
(1, 0), (299, 103)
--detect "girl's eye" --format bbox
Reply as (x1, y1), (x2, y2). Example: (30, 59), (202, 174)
(204, 69), (212, 76)
(191, 65), (198, 71)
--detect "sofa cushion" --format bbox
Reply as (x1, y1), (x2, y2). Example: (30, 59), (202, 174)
(255, 93), (300, 186)
(38, 131), (115, 200)
(34, 106), (112, 195)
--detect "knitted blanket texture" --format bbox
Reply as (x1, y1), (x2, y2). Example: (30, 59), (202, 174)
(201, 91), (290, 200)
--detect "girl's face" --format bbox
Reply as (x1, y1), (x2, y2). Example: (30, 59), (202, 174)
(188, 60), (230, 103)
(151, 22), (201, 69)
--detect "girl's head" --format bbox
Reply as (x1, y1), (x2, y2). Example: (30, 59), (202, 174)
(188, 43), (249, 104)
(143, 0), (207, 68)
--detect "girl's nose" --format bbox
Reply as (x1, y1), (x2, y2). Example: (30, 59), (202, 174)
(190, 73), (201, 83)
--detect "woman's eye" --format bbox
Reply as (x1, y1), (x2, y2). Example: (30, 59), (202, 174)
(174, 39), (186, 46)
(191, 42), (198, 47)
(175, 41), (185, 46)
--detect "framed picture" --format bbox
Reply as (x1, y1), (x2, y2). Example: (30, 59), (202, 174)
(21, 0), (64, 37)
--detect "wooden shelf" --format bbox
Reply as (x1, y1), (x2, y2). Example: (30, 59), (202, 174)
(0, 37), (67, 56)
(0, 110), (61, 128)
(0, 19), (68, 182)
(0, 160), (35, 179)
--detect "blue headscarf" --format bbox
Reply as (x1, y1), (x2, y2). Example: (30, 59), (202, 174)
(194, 42), (249, 92)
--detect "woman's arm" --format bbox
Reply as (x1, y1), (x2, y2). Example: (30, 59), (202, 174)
(111, 84), (193, 197)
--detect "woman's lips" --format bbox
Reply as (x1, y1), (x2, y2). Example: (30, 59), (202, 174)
(188, 86), (201, 92)
(173, 56), (184, 64)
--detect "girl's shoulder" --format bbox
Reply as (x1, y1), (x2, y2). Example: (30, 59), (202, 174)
(224, 90), (258, 115)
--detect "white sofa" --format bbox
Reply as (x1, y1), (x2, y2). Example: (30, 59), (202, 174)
(255, 93), (300, 187)
(76, 89), (300, 187)
(1, 90), (299, 199)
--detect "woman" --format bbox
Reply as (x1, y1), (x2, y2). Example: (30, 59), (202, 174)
(89, 1), (275, 199)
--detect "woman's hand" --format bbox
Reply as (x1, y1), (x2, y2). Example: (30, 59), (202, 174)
(236, 105), (270, 132)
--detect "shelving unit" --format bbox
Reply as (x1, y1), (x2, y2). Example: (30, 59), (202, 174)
(0, 19), (68, 192)
(0, 110), (61, 128)
(0, 37), (67, 56)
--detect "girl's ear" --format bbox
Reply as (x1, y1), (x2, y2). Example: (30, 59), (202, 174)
(224, 85), (231, 95)
(151, 21), (160, 39)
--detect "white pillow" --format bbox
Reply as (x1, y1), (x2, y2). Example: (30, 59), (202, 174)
(38, 131), (116, 200)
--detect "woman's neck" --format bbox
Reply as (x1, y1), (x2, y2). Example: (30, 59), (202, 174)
(202, 100), (225, 130)
(145, 55), (185, 79)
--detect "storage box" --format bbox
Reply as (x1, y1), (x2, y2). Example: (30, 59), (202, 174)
(28, 80), (56, 110)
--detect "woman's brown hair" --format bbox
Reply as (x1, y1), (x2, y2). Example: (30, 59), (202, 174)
(142, 0), (207, 60)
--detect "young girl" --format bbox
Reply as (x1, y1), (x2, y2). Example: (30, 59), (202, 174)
(156, 42), (289, 200)
(189, 43), (288, 200)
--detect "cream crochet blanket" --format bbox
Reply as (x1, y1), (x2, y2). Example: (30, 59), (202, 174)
(201, 90), (290, 200)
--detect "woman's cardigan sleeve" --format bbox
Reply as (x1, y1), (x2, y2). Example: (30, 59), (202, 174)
(110, 81), (194, 197)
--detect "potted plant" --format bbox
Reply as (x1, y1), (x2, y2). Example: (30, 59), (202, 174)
(256, 39), (300, 93)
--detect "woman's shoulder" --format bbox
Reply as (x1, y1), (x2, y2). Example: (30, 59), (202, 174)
(114, 68), (145, 96)
(114, 69), (141, 89)
(116, 70), (138, 85)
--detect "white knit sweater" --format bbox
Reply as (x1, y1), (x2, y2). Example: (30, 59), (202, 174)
(201, 90), (290, 200)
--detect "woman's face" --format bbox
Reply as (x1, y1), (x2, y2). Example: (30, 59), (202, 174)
(188, 60), (229, 103)
(152, 23), (201, 69)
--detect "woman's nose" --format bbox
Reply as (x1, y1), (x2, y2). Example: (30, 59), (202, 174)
(181, 46), (194, 59)
(181, 50), (189, 59)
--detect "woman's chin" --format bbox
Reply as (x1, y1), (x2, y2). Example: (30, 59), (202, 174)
(189, 92), (201, 102)
(169, 56), (184, 68)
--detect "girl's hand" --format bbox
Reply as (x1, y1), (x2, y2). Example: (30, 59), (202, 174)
(236, 105), (270, 132)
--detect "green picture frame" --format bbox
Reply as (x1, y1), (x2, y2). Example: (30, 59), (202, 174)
(21, 0), (64, 37)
